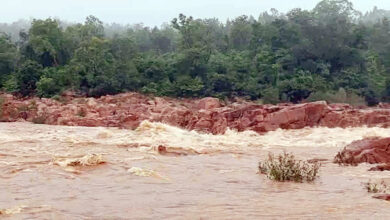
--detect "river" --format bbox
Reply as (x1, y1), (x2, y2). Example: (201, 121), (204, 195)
(1, 122), (390, 219)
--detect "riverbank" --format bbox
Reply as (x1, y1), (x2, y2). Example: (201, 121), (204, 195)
(1, 92), (390, 134)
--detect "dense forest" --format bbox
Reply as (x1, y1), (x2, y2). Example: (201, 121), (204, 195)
(1, 0), (390, 105)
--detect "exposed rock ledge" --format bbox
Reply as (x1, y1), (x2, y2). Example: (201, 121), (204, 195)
(334, 137), (390, 166)
(1, 92), (390, 134)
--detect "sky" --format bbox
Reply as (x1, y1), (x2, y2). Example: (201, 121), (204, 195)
(1, 0), (389, 27)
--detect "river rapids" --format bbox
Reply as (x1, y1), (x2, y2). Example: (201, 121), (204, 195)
(1, 122), (390, 219)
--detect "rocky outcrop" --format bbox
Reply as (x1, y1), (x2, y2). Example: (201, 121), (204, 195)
(334, 137), (390, 165)
(369, 164), (390, 171)
(1, 92), (390, 134)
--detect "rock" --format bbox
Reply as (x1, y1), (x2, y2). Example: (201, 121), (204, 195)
(379, 102), (390, 109)
(369, 164), (390, 171)
(334, 137), (390, 165)
(156, 145), (200, 156)
(253, 102), (328, 132)
(2, 92), (390, 135)
(87, 98), (97, 107)
(307, 158), (328, 164)
(373, 194), (390, 201)
(197, 97), (221, 110)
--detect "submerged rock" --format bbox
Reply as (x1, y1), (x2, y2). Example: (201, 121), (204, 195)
(2, 92), (390, 134)
(373, 194), (390, 201)
(156, 145), (200, 156)
(334, 137), (390, 165)
(52, 154), (106, 167)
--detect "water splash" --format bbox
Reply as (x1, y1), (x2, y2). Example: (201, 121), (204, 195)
(52, 154), (106, 167)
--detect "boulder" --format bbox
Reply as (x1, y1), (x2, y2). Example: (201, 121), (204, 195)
(369, 164), (390, 171)
(334, 137), (390, 165)
(197, 97), (221, 110)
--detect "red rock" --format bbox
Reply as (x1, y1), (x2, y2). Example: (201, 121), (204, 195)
(197, 97), (221, 110)
(1, 92), (390, 135)
(369, 164), (390, 171)
(334, 137), (390, 165)
(379, 102), (390, 109)
(373, 194), (390, 201)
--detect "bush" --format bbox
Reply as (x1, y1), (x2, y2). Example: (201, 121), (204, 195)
(36, 76), (61, 97)
(15, 60), (43, 96)
(258, 152), (320, 182)
(307, 88), (366, 106)
(261, 87), (280, 104)
(2, 75), (19, 93)
(365, 180), (389, 193)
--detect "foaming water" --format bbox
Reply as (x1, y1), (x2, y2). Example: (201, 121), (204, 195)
(1, 122), (390, 219)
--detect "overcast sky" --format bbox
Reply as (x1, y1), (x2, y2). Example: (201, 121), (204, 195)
(1, 0), (389, 27)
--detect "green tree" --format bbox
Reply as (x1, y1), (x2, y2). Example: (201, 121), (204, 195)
(229, 15), (253, 50)
(26, 19), (67, 67)
(71, 37), (117, 96)
(0, 34), (17, 87)
(15, 60), (43, 96)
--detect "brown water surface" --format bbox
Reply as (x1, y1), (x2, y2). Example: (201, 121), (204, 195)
(1, 122), (390, 219)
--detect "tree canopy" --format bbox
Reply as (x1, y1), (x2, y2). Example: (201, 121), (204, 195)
(0, 0), (390, 105)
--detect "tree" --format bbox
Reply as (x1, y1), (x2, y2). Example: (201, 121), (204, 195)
(0, 34), (17, 86)
(26, 19), (67, 67)
(313, 0), (359, 22)
(229, 15), (253, 50)
(82, 15), (104, 40)
(0, 6), (390, 105)
(70, 37), (117, 96)
(14, 60), (43, 96)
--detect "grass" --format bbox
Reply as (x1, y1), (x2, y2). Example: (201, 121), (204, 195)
(365, 180), (389, 193)
(258, 152), (320, 182)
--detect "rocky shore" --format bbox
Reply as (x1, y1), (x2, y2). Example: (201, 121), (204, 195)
(1, 92), (390, 134)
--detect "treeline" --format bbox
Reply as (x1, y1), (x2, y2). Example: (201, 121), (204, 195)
(0, 0), (390, 105)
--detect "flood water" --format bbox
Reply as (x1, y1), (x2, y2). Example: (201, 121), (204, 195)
(1, 121), (390, 219)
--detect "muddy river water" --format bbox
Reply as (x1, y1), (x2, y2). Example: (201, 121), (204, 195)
(1, 121), (390, 219)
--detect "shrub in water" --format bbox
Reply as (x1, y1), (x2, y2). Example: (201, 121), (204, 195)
(365, 180), (389, 193)
(258, 152), (320, 182)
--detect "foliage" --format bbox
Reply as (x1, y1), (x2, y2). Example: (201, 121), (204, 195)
(365, 180), (390, 193)
(36, 76), (59, 98)
(0, 0), (390, 104)
(14, 60), (43, 96)
(27, 18), (67, 67)
(258, 152), (320, 182)
(2, 74), (19, 93)
(0, 34), (17, 87)
(261, 87), (280, 104)
(307, 88), (366, 106)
